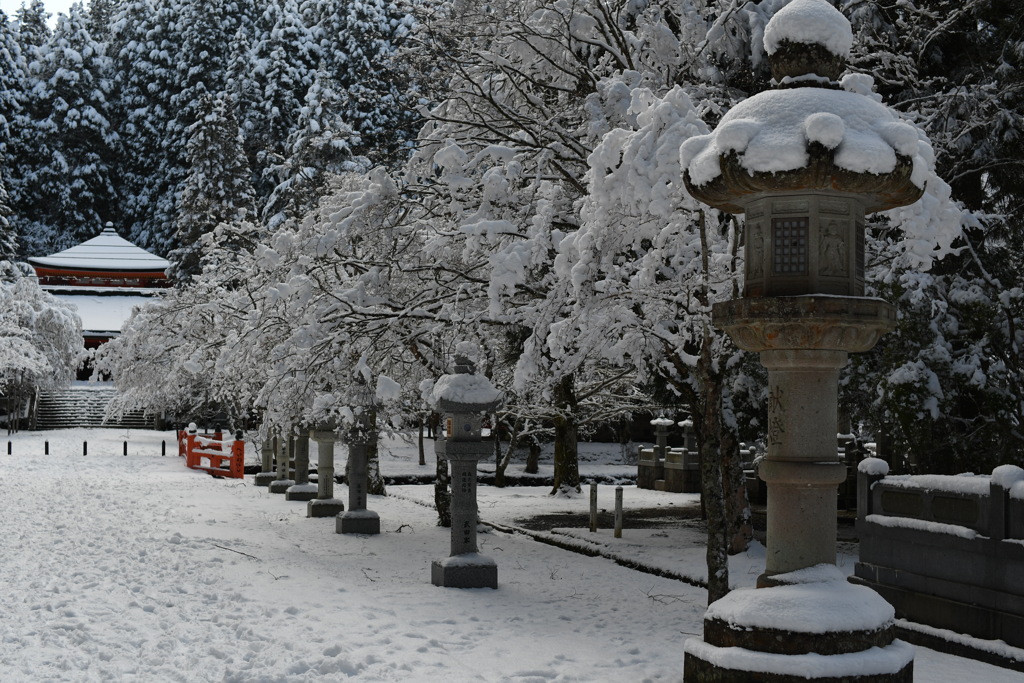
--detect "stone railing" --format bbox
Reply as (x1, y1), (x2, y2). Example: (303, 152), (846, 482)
(636, 446), (700, 493)
(852, 459), (1024, 648)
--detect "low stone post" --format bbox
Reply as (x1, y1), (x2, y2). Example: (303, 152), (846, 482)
(430, 349), (502, 589)
(286, 428), (318, 501)
(338, 386), (380, 535)
(269, 430), (295, 494)
(309, 424), (345, 518)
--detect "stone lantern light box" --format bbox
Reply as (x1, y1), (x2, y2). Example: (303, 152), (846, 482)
(681, 0), (927, 299)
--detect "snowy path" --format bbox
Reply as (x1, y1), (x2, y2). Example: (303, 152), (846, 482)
(1, 430), (1021, 681)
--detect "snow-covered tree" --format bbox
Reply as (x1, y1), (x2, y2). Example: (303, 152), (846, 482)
(244, 0), (319, 198)
(0, 260), (81, 428)
(316, 0), (418, 165)
(0, 165), (15, 259)
(262, 65), (362, 229)
(10, 5), (117, 254)
(107, 0), (185, 254)
(168, 94), (257, 283)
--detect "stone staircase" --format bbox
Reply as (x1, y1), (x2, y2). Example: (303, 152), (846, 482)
(34, 385), (153, 430)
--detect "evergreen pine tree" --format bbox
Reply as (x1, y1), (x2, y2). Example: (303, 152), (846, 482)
(0, 164), (15, 260)
(319, 0), (417, 165)
(168, 94), (257, 284)
(0, 10), (25, 156)
(107, 0), (186, 254)
(245, 0), (319, 199)
(14, 0), (49, 60)
(12, 5), (117, 253)
(263, 65), (359, 228)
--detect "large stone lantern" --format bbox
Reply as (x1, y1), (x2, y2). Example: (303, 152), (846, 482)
(430, 349), (503, 589)
(680, 0), (922, 680)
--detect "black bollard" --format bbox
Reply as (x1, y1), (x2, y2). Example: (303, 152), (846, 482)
(161, 440), (166, 456)
(123, 441), (128, 456)
(83, 441), (87, 456)
(7, 441), (11, 455)
(45, 441), (49, 455)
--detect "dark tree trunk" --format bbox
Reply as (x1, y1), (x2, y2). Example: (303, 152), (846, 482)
(551, 374), (581, 495)
(435, 452), (451, 527)
(525, 437), (540, 474)
(720, 429), (753, 555)
(418, 416), (426, 466)
(366, 408), (386, 496)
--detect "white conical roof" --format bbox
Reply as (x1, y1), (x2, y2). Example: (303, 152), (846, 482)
(28, 226), (169, 272)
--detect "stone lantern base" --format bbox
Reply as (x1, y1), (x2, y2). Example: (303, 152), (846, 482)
(254, 471), (276, 487)
(337, 509), (380, 535)
(285, 483), (319, 502)
(307, 498), (345, 518)
(268, 478), (295, 494)
(431, 553), (497, 589)
(683, 566), (912, 682)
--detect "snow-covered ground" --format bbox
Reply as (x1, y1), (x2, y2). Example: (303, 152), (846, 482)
(1, 428), (1021, 682)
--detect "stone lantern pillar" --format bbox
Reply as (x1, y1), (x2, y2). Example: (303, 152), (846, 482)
(268, 430), (295, 494)
(430, 350), (502, 589)
(680, 0), (922, 680)
(337, 384), (380, 535)
(255, 429), (277, 487)
(286, 427), (318, 502)
(308, 423), (345, 518)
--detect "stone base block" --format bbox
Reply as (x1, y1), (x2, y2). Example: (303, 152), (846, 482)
(337, 510), (380, 535)
(307, 498), (345, 518)
(268, 479), (295, 494)
(683, 639), (913, 682)
(431, 554), (497, 589)
(254, 471), (276, 487)
(285, 483), (319, 502)
(685, 566), (914, 682)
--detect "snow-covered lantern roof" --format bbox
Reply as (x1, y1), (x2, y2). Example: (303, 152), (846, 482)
(681, 0), (926, 299)
(432, 348), (502, 447)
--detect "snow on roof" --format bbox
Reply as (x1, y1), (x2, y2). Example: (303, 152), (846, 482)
(52, 293), (158, 335)
(28, 226), (169, 272)
(681, 86), (927, 189)
(764, 0), (853, 57)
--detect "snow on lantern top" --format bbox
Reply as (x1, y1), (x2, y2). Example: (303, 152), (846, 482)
(764, 0), (852, 81)
(432, 352), (503, 414)
(681, 0), (929, 298)
(682, 0), (926, 215)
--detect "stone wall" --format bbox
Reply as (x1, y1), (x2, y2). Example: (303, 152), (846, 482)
(852, 464), (1024, 647)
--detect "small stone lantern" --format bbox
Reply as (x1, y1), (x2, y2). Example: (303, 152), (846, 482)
(337, 382), (380, 535)
(431, 349), (502, 589)
(680, 0), (922, 680)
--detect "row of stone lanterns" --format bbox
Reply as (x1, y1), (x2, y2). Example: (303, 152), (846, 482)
(251, 346), (502, 589)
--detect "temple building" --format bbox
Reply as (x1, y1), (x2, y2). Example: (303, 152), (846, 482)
(27, 224), (170, 352)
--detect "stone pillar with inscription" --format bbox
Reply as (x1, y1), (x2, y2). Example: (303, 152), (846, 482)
(286, 427), (319, 502)
(308, 423), (345, 518)
(337, 384), (380, 535)
(254, 428), (277, 487)
(430, 349), (502, 589)
(268, 430), (295, 494)
(680, 0), (926, 680)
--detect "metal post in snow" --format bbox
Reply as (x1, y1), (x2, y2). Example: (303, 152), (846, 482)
(162, 440), (166, 456)
(614, 486), (623, 539)
(590, 482), (598, 533)
(124, 441), (128, 456)
(45, 441), (49, 456)
(83, 441), (87, 456)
